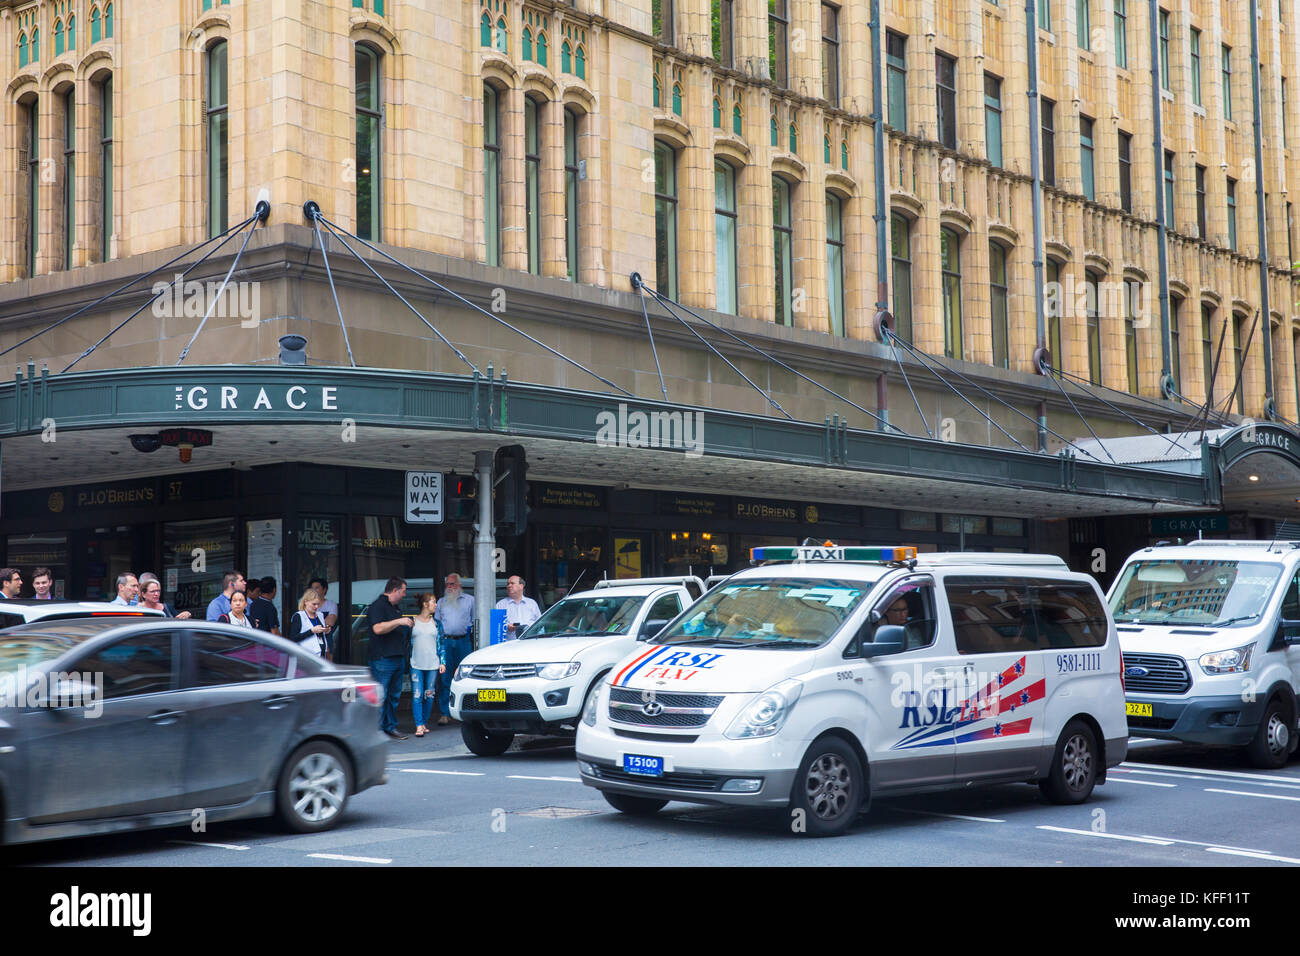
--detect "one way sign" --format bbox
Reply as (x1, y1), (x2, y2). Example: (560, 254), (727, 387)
(405, 471), (444, 524)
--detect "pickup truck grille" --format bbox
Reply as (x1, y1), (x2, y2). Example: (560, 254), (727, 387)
(1122, 653), (1192, 694)
(467, 664), (537, 680)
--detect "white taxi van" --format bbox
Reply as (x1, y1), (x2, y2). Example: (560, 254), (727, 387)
(576, 545), (1128, 836)
(1109, 540), (1300, 768)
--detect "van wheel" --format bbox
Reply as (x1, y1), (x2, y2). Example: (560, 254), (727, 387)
(790, 737), (864, 837)
(602, 792), (668, 816)
(276, 741), (353, 833)
(461, 721), (514, 756)
(1039, 720), (1098, 805)
(1246, 696), (1293, 770)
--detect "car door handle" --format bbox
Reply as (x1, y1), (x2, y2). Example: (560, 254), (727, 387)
(147, 710), (185, 725)
(261, 695), (296, 710)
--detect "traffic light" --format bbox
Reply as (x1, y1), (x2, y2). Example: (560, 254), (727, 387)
(494, 445), (529, 537)
(446, 472), (477, 523)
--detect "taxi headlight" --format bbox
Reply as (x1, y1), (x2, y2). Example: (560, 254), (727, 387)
(453, 665), (473, 681)
(1198, 644), (1255, 675)
(582, 682), (606, 727)
(725, 681), (803, 740)
(537, 662), (581, 680)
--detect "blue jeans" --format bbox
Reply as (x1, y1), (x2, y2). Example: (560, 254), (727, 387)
(411, 668), (440, 727)
(370, 655), (406, 733)
(438, 636), (473, 716)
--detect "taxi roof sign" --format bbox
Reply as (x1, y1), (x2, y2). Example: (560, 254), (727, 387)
(750, 545), (917, 563)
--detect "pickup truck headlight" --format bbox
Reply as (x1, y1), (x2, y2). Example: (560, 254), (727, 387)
(537, 662), (581, 680)
(725, 680), (803, 740)
(1198, 644), (1255, 675)
(582, 682), (606, 726)
(453, 665), (473, 681)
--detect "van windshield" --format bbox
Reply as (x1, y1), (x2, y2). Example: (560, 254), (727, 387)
(1109, 559), (1282, 627)
(656, 578), (868, 648)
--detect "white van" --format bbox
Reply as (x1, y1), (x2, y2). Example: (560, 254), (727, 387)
(450, 577), (702, 755)
(576, 545), (1128, 836)
(1109, 540), (1300, 768)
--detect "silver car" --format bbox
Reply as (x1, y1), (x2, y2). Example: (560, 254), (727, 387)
(0, 618), (389, 845)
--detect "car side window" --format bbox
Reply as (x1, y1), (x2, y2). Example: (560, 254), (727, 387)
(72, 632), (176, 700)
(1030, 582), (1108, 649)
(870, 579), (937, 652)
(647, 594), (683, 621)
(187, 630), (293, 687)
(0, 612), (23, 629)
(1281, 570), (1300, 622)
(947, 577), (1035, 655)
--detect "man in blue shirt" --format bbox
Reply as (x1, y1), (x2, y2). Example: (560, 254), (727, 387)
(206, 571), (246, 621)
(109, 572), (139, 606)
(434, 572), (477, 725)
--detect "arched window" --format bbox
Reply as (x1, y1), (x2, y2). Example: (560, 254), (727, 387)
(1085, 268), (1104, 385)
(770, 114), (778, 147)
(355, 44), (382, 241)
(18, 32), (28, 68)
(523, 27), (533, 60)
(712, 96), (722, 128)
(55, 20), (64, 57)
(24, 98), (39, 276)
(732, 103), (742, 136)
(537, 32), (548, 66)
(715, 161), (738, 314)
(32, 28), (39, 61)
(891, 214), (912, 344)
(671, 82), (682, 116)
(68, 15), (75, 51)
(989, 242), (1009, 368)
(826, 194), (845, 336)
(62, 88), (76, 269)
(824, 133), (831, 164)
(1169, 294), (1183, 393)
(1124, 278), (1140, 394)
(375, 0), (385, 15)
(495, 17), (507, 52)
(653, 74), (661, 108)
(941, 227), (963, 360)
(788, 123), (798, 155)
(1045, 259), (1063, 374)
(841, 139), (849, 169)
(773, 176), (793, 325)
(91, 8), (101, 45)
(654, 141), (678, 300)
(484, 85), (501, 267)
(524, 97), (541, 274)
(1232, 312), (1247, 415)
(576, 44), (586, 80)
(206, 40), (229, 238)
(104, 4), (113, 39)
(562, 39), (571, 72)
(100, 75), (113, 262)
(481, 12), (492, 47)
(564, 108), (581, 282)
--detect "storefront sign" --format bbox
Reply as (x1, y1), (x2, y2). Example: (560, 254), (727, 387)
(533, 484), (607, 510)
(614, 537), (643, 577)
(734, 498), (800, 523)
(658, 493), (726, 518)
(299, 518), (339, 548)
(173, 384), (339, 412)
(1150, 514), (1230, 535)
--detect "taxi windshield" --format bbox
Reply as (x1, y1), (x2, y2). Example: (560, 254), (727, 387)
(1109, 559), (1282, 627)
(523, 595), (644, 638)
(656, 578), (868, 648)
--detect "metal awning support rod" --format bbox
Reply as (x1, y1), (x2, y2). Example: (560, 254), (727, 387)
(1249, 0), (1275, 411)
(887, 333), (1032, 453)
(318, 213), (632, 398)
(1216, 310), (1259, 418)
(887, 334), (932, 438)
(889, 335), (1107, 461)
(1051, 369), (1187, 455)
(1051, 365), (1209, 431)
(639, 281), (891, 430)
(630, 274), (669, 401)
(176, 206), (270, 365)
(308, 210), (357, 368)
(3, 208), (264, 362)
(647, 291), (793, 420)
(62, 218), (258, 374)
(1040, 365), (1119, 464)
(314, 216), (477, 376)
(1194, 317), (1232, 445)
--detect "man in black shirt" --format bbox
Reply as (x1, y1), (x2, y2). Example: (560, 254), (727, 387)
(367, 577), (414, 739)
(250, 576), (282, 636)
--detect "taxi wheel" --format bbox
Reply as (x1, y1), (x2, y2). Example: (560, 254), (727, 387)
(1245, 696), (1293, 770)
(461, 721), (514, 756)
(602, 792), (668, 816)
(1039, 720), (1097, 805)
(275, 741), (353, 833)
(791, 737), (864, 837)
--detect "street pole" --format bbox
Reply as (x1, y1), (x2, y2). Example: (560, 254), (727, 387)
(1249, 0), (1276, 416)
(473, 449), (495, 650)
(1026, 0), (1048, 451)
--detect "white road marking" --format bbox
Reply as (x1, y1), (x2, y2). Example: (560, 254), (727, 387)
(398, 768), (485, 776)
(1036, 825), (1175, 846)
(1205, 847), (1300, 865)
(1205, 787), (1300, 803)
(1139, 835), (1273, 854)
(1120, 766), (1300, 791)
(1123, 761), (1300, 786)
(307, 852), (392, 864)
(1107, 776), (1177, 787)
(167, 840), (249, 851)
(894, 808), (1005, 824)
(387, 751), (473, 763)
(506, 774), (582, 782)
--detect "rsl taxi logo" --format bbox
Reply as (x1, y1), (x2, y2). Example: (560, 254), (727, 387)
(612, 646), (725, 685)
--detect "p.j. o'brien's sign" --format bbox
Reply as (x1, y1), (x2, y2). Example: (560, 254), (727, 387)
(173, 385), (340, 411)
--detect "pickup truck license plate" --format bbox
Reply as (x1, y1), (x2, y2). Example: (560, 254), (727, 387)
(623, 754), (664, 777)
(477, 688), (507, 703)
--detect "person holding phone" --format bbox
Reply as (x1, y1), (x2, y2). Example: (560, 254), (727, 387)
(291, 589), (331, 658)
(495, 575), (541, 641)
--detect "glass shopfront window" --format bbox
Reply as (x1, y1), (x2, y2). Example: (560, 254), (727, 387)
(7, 533), (69, 599)
(662, 530), (729, 577)
(296, 514), (342, 606)
(348, 515), (433, 663)
(162, 517), (237, 615)
(536, 525), (606, 607)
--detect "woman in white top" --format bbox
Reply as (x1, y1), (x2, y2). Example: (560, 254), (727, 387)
(291, 589), (330, 658)
(410, 593), (446, 737)
(219, 590), (254, 628)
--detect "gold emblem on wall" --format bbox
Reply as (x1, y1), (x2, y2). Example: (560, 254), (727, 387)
(48, 491), (65, 513)
(804, 505), (819, 524)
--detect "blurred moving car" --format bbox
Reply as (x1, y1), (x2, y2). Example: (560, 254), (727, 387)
(0, 618), (388, 845)
(0, 600), (165, 629)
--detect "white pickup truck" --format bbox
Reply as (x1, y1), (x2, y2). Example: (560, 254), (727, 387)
(450, 577), (704, 755)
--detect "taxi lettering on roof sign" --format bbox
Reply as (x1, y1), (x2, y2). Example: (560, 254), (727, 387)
(577, 546), (1127, 837)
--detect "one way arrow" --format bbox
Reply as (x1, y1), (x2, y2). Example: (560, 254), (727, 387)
(408, 507), (441, 517)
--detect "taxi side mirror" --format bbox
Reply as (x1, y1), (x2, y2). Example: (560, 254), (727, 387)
(861, 624), (905, 658)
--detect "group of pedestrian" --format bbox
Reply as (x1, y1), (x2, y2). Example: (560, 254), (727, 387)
(365, 572), (542, 740)
(0, 567), (53, 600)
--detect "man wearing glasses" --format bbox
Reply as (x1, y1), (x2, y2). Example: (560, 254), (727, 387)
(434, 573), (476, 725)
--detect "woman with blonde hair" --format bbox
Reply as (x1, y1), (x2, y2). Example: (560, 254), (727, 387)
(290, 588), (330, 658)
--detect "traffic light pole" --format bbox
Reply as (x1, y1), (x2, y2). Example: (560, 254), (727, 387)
(473, 449), (495, 650)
